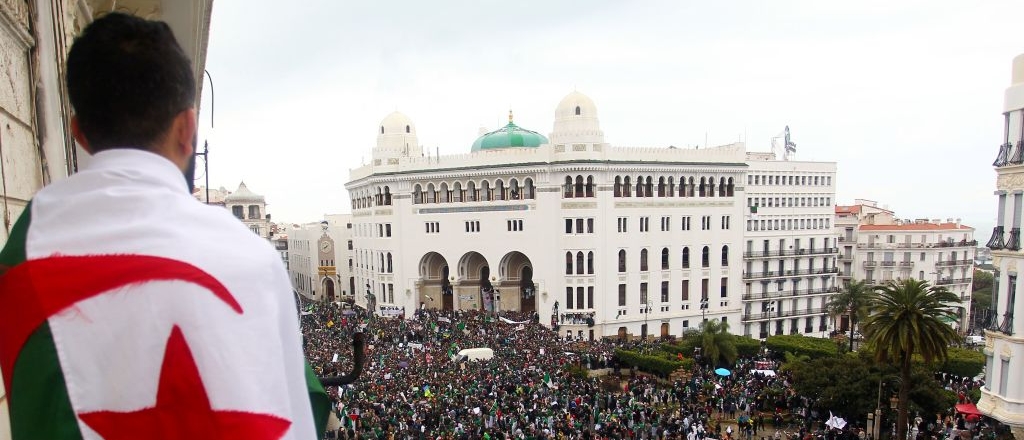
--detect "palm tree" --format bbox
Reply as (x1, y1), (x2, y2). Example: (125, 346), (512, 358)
(861, 279), (960, 440)
(697, 319), (737, 367)
(827, 279), (873, 352)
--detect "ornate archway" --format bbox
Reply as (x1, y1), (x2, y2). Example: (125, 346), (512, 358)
(323, 278), (336, 303)
(418, 252), (451, 310)
(457, 251), (490, 311)
(499, 251), (535, 314)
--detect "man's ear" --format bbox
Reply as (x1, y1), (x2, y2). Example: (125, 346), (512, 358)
(172, 108), (198, 159)
(70, 116), (94, 154)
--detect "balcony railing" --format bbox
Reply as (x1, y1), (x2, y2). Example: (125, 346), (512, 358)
(1007, 228), (1021, 251)
(839, 254), (854, 261)
(880, 261), (896, 267)
(860, 240), (979, 250)
(998, 313), (1014, 336)
(1011, 141), (1024, 165)
(742, 307), (829, 321)
(742, 267), (839, 279)
(934, 240), (979, 248)
(987, 226), (1006, 250)
(864, 261), (877, 267)
(742, 247), (840, 259)
(898, 261), (914, 267)
(741, 286), (840, 301)
(935, 259), (972, 267)
(936, 277), (972, 286)
(994, 142), (1012, 167)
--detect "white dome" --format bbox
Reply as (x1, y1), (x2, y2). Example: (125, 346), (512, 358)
(374, 111), (420, 160)
(550, 91), (604, 144)
(379, 111), (416, 136)
(555, 91), (599, 120)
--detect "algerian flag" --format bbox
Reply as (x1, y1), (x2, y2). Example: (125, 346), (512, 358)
(0, 154), (331, 440)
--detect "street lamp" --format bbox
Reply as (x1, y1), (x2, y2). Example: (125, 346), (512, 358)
(700, 297), (709, 322)
(642, 302), (652, 340)
(766, 302), (777, 336)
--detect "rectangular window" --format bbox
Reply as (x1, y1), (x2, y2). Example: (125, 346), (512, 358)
(587, 286), (594, 309)
(577, 287), (585, 310)
(661, 216), (671, 231)
(720, 277), (728, 298)
(587, 218), (594, 233)
(618, 284), (627, 307)
(640, 282), (648, 304)
(721, 215), (730, 230)
(565, 219), (573, 234)
(617, 217), (628, 233)
(681, 216), (691, 231)
(1000, 359), (1010, 395)
(701, 278), (709, 301)
(681, 280), (690, 301)
(576, 218), (584, 234)
(639, 216), (650, 232)
(385, 224), (392, 237)
(566, 287), (574, 309)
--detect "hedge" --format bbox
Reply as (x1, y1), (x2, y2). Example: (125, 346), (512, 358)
(615, 349), (685, 376)
(937, 347), (984, 379)
(732, 335), (761, 358)
(765, 334), (838, 359)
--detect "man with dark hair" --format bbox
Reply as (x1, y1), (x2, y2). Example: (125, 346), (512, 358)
(0, 12), (328, 439)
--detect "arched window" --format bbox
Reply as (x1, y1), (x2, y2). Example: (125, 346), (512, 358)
(698, 177), (707, 197)
(640, 248), (649, 272)
(575, 105), (581, 116)
(587, 251), (594, 274)
(380, 126), (384, 134)
(708, 177), (716, 197)
(248, 205), (259, 219)
(658, 177), (666, 197)
(635, 176), (644, 198)
(719, 177), (727, 197)
(231, 205), (243, 219)
(574, 176), (585, 198)
(614, 176), (622, 197)
(564, 176), (573, 198)
(405, 125), (410, 133)
(618, 250), (626, 273)
(524, 178), (535, 199)
(721, 245), (729, 267)
(466, 181), (477, 202)
(727, 177), (735, 197)
(387, 253), (393, 273)
(678, 177), (686, 197)
(452, 182), (462, 202)
(509, 178), (520, 200)
(623, 176), (632, 197)
(439, 182), (450, 203)
(702, 246), (710, 268)
(495, 179), (506, 201)
(661, 247), (670, 270)
(585, 176), (594, 197)
(668, 177), (675, 197)
(413, 184), (422, 204)
(576, 252), (584, 275)
(481, 180), (491, 201)
(379, 253), (384, 271)
(687, 177), (695, 197)
(682, 247), (690, 269)
(426, 183), (436, 204)
(384, 186), (392, 205)
(645, 176), (653, 197)
(566, 252), (573, 275)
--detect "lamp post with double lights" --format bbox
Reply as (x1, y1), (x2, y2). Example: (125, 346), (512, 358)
(642, 302), (652, 340)
(767, 302), (777, 336)
(700, 297), (709, 322)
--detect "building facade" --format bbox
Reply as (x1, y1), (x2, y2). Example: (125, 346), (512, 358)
(978, 53), (1024, 438)
(742, 154), (839, 339)
(835, 200), (976, 332)
(287, 215), (355, 304)
(344, 91), (839, 340)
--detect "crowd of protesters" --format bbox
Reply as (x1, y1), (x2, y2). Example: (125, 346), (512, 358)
(299, 300), (993, 440)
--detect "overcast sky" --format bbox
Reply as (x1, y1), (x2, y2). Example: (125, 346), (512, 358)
(200, 0), (1023, 233)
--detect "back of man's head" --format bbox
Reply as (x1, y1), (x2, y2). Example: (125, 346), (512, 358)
(67, 12), (195, 151)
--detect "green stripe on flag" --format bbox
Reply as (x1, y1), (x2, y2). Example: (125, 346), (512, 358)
(305, 361), (330, 440)
(11, 323), (81, 440)
(0, 204), (30, 267)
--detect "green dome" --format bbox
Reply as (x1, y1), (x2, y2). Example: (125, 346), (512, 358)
(471, 116), (548, 152)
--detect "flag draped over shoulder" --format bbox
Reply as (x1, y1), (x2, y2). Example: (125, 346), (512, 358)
(0, 150), (330, 440)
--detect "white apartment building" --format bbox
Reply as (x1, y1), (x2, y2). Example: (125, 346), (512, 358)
(742, 153), (839, 339)
(978, 53), (1024, 438)
(287, 215), (355, 303)
(835, 200), (975, 332)
(343, 91), (838, 340)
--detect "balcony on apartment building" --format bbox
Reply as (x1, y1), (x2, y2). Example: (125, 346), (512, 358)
(936, 277), (973, 286)
(935, 259), (973, 267)
(741, 286), (840, 301)
(742, 267), (840, 280)
(859, 240), (978, 250)
(742, 307), (829, 322)
(742, 247), (841, 259)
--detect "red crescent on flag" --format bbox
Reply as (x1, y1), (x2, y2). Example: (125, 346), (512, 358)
(0, 254), (243, 399)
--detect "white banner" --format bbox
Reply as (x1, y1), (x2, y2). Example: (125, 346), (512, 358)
(332, 353), (339, 363)
(499, 317), (531, 325)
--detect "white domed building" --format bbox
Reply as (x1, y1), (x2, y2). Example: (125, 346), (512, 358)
(342, 92), (838, 340)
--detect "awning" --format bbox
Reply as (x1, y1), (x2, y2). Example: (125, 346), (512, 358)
(955, 403), (983, 416)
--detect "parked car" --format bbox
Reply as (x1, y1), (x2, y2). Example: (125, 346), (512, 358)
(966, 335), (984, 346)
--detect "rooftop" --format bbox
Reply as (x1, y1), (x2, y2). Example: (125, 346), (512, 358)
(858, 222), (973, 231)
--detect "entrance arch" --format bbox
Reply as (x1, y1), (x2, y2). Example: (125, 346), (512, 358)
(323, 278), (336, 303)
(457, 252), (490, 311)
(499, 251), (535, 314)
(418, 252), (451, 310)
(660, 322), (670, 338)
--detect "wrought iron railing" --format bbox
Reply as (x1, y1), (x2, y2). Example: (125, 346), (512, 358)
(1011, 141), (1024, 165)
(993, 142), (1012, 167)
(987, 226), (1005, 250)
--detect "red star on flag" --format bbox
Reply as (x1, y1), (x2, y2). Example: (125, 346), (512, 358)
(78, 326), (291, 439)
